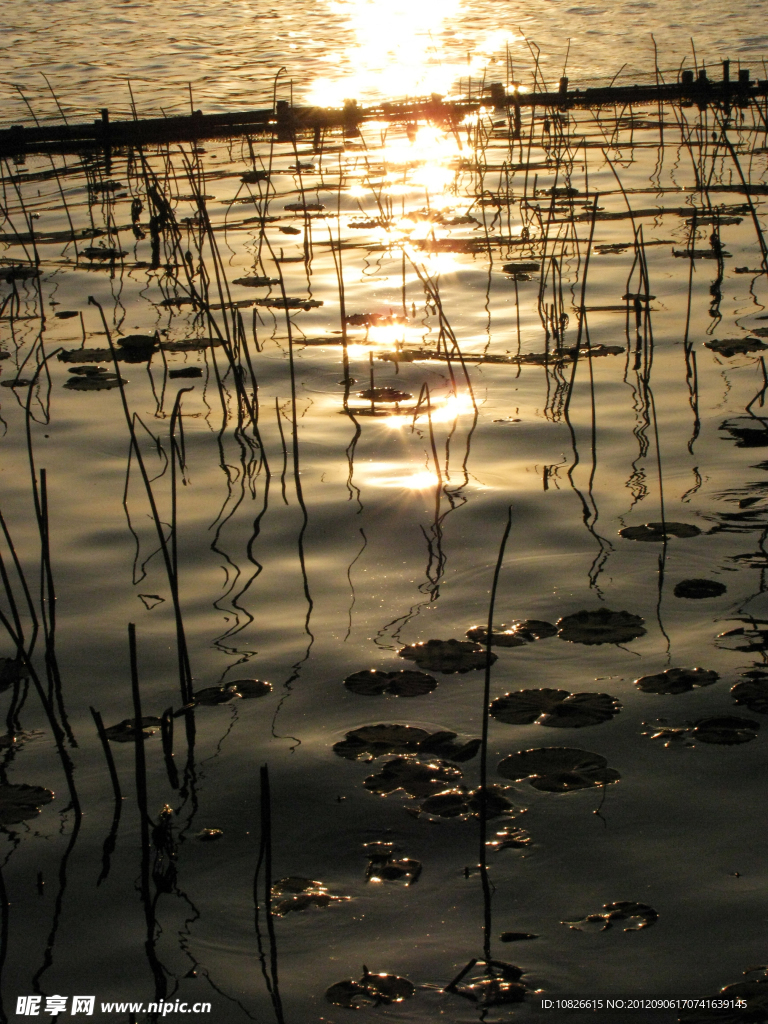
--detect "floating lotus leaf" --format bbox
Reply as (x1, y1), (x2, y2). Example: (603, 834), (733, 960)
(83, 246), (126, 260)
(54, 310), (79, 319)
(1, 379), (32, 388)
(364, 757), (463, 798)
(279, 226), (302, 235)
(272, 877), (325, 895)
(500, 932), (538, 942)
(232, 275), (278, 286)
(104, 716), (162, 742)
(364, 849), (421, 884)
(674, 579), (727, 599)
(230, 678), (272, 699)
(502, 261), (540, 273)
(487, 827), (532, 851)
(344, 669), (436, 697)
(333, 724), (430, 759)
(465, 625), (527, 647)
(120, 334), (157, 349)
(0, 265), (39, 282)
(418, 784), (514, 819)
(189, 684), (241, 707)
(498, 746), (619, 792)
(273, 893), (348, 915)
(508, 619), (558, 640)
(326, 971), (415, 1008)
(253, 296), (322, 310)
(356, 388), (413, 403)
(240, 170), (269, 184)
(0, 783), (54, 825)
(563, 901), (658, 932)
(168, 367), (203, 379)
(692, 716), (760, 745)
(195, 828), (223, 841)
(284, 202), (325, 212)
(398, 638), (494, 673)
(706, 337), (768, 357)
(161, 338), (224, 352)
(641, 720), (694, 747)
(620, 522), (701, 541)
(58, 347), (115, 363)
(450, 962), (526, 1006)
(731, 678), (768, 714)
(635, 667), (720, 695)
(64, 371), (126, 390)
(557, 608), (646, 645)
(491, 689), (621, 727)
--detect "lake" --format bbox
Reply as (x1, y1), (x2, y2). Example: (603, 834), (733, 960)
(1, 2), (768, 1022)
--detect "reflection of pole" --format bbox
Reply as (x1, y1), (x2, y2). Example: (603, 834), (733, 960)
(256, 765), (285, 1024)
(478, 507), (513, 963)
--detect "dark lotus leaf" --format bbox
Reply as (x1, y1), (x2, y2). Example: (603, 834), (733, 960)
(232, 275), (278, 286)
(325, 980), (370, 1009)
(361, 972), (415, 1004)
(430, 737), (481, 761)
(466, 625), (527, 647)
(344, 670), (392, 695)
(333, 723), (431, 760)
(83, 246), (126, 260)
(120, 334), (157, 349)
(161, 338), (224, 352)
(230, 678), (272, 699)
(386, 670), (437, 697)
(498, 747), (607, 780)
(272, 877), (325, 895)
(732, 678), (768, 714)
(529, 766), (621, 792)
(564, 901), (658, 932)
(491, 689), (571, 724)
(674, 579), (727, 599)
(273, 893), (347, 915)
(620, 521), (701, 542)
(169, 367), (203, 379)
(0, 783), (54, 825)
(0, 265), (39, 282)
(54, 310), (79, 319)
(641, 721), (694, 747)
(365, 854), (421, 884)
(195, 828), (223, 841)
(399, 638), (494, 673)
(284, 202), (325, 212)
(509, 619), (558, 640)
(538, 692), (622, 728)
(364, 757), (462, 798)
(500, 932), (538, 942)
(502, 261), (540, 273)
(279, 226), (302, 235)
(356, 387), (413, 403)
(253, 296), (323, 310)
(706, 337), (768, 357)
(64, 373), (125, 390)
(487, 828), (532, 851)
(104, 716), (162, 742)
(635, 667), (720, 695)
(467, 785), (515, 817)
(240, 170), (269, 183)
(463, 979), (527, 1006)
(0, 379), (32, 388)
(692, 716), (760, 744)
(557, 608), (646, 645)
(418, 790), (468, 817)
(58, 348), (115, 363)
(68, 365), (107, 376)
(191, 684), (241, 706)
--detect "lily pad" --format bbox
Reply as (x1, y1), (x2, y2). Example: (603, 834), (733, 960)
(120, 334), (157, 350)
(0, 657), (29, 691)
(465, 626), (527, 647)
(0, 783), (54, 825)
(557, 609), (646, 645)
(674, 579), (727, 599)
(195, 828), (223, 841)
(502, 261), (540, 273)
(83, 246), (126, 260)
(169, 367), (203, 379)
(64, 370), (125, 390)
(240, 170), (269, 184)
(356, 388), (413, 403)
(253, 296), (323, 310)
(563, 901), (658, 932)
(229, 678), (272, 699)
(104, 716), (162, 742)
(398, 638), (494, 673)
(508, 619), (558, 641)
(500, 932), (538, 942)
(418, 784), (514, 819)
(232, 275), (278, 287)
(0, 265), (39, 282)
(449, 962), (527, 1006)
(731, 678), (768, 714)
(326, 970), (415, 1008)
(0, 379), (32, 388)
(188, 684), (242, 707)
(635, 667), (720, 695)
(273, 893), (348, 915)
(498, 746), (620, 792)
(491, 689), (621, 727)
(333, 724), (479, 761)
(706, 337), (768, 357)
(620, 522), (701, 542)
(364, 848), (422, 884)
(692, 716), (759, 744)
(344, 669), (437, 697)
(364, 758), (462, 798)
